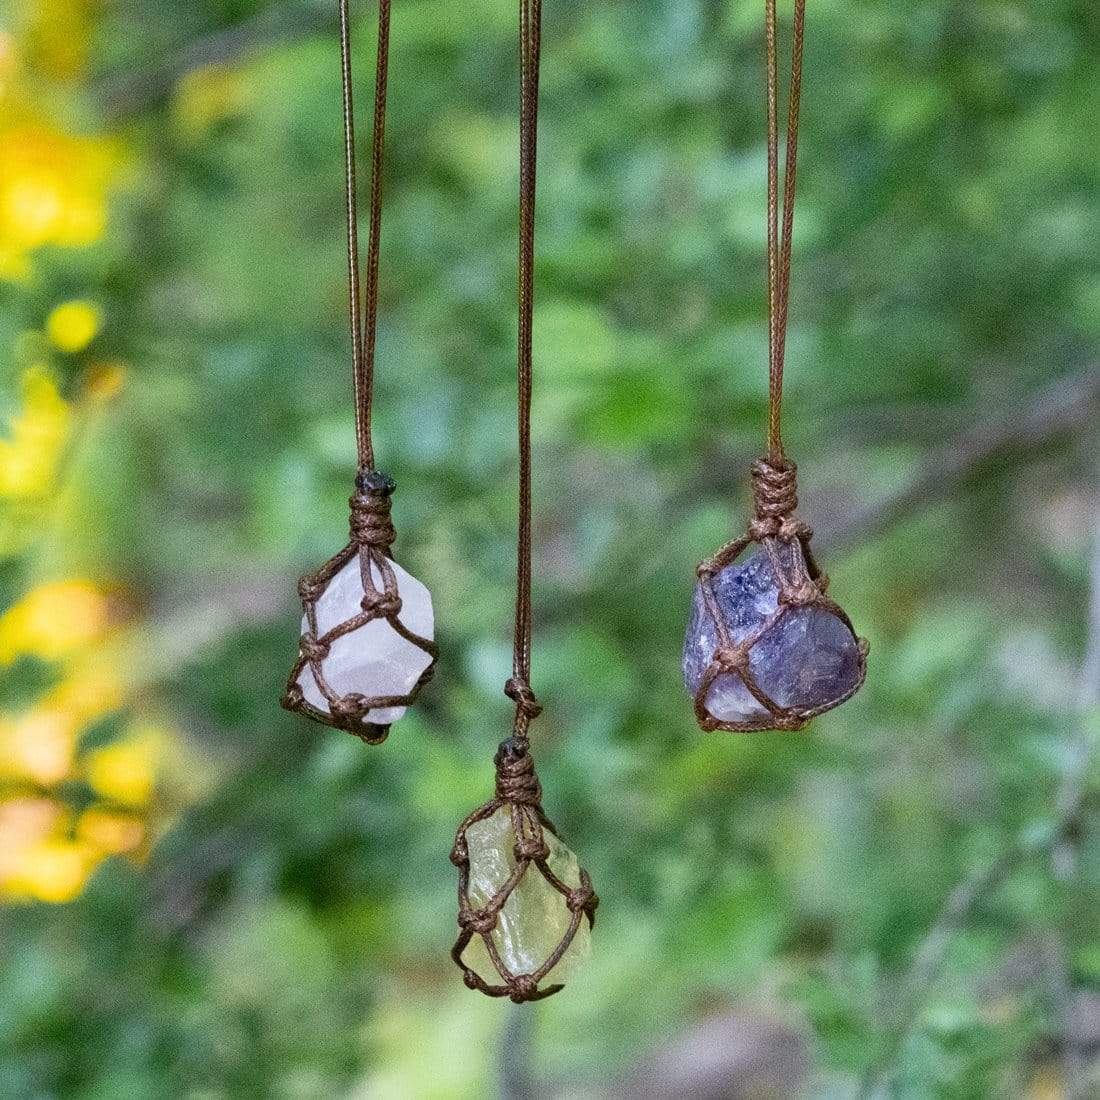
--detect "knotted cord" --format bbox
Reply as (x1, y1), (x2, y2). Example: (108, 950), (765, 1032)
(338, 0), (391, 473)
(764, 0), (806, 465)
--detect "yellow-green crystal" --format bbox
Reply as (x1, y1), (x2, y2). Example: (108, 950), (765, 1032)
(461, 806), (590, 984)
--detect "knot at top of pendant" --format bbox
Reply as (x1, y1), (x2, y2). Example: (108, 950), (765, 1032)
(349, 482), (396, 548)
(494, 738), (542, 806)
(750, 456), (798, 535)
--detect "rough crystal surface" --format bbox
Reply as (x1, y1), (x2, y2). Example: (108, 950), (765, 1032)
(461, 806), (590, 985)
(683, 544), (860, 723)
(297, 554), (433, 725)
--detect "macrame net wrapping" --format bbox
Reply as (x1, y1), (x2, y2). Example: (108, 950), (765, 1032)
(692, 457), (869, 733)
(281, 473), (437, 745)
(450, 688), (598, 1004)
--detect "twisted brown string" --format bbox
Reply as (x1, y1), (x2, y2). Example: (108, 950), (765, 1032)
(750, 456), (799, 532)
(765, 0), (806, 464)
(339, 0), (391, 473)
(348, 481), (396, 550)
(494, 738), (542, 806)
(510, 0), (543, 744)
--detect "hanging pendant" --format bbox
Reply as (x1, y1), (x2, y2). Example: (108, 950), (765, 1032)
(452, 729), (597, 1003)
(684, 458), (867, 732)
(282, 471), (436, 744)
(450, 0), (596, 1001)
(282, 3), (433, 742)
(685, 1), (866, 730)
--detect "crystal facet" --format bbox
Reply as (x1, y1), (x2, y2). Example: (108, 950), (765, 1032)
(683, 544), (861, 723)
(460, 806), (590, 984)
(297, 555), (433, 725)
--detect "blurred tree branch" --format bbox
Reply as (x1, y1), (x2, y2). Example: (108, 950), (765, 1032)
(856, 500), (1100, 1099)
(620, 367), (1100, 600)
(94, 2), (330, 120)
(819, 367), (1100, 555)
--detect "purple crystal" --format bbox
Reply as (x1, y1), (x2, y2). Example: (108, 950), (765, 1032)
(683, 544), (861, 724)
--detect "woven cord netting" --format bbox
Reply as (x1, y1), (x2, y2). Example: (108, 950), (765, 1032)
(693, 459), (868, 732)
(450, 740), (597, 1003)
(282, 483), (437, 744)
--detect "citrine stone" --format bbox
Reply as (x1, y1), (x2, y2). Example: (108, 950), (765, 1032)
(683, 543), (861, 723)
(296, 555), (433, 725)
(461, 806), (590, 984)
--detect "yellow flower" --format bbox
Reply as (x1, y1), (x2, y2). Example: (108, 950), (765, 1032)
(0, 578), (108, 663)
(45, 663), (123, 726)
(13, 839), (100, 903)
(0, 32), (16, 99)
(23, 0), (98, 81)
(0, 661), (123, 786)
(0, 120), (118, 278)
(77, 806), (144, 855)
(85, 730), (157, 807)
(0, 797), (100, 904)
(0, 365), (71, 497)
(46, 299), (101, 352)
(0, 796), (64, 859)
(0, 706), (77, 784)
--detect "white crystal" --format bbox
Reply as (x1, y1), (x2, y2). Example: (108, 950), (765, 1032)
(296, 554), (433, 726)
(461, 806), (591, 984)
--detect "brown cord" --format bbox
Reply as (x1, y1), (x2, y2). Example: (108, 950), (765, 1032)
(511, 0), (542, 748)
(450, 0), (598, 1004)
(765, 0), (806, 464)
(339, 0), (391, 473)
(749, 455), (799, 537)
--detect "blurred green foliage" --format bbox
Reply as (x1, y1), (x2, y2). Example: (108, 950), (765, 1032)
(0, 0), (1099, 1097)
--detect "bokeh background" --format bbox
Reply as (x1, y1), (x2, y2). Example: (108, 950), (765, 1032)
(1, 1), (1099, 1097)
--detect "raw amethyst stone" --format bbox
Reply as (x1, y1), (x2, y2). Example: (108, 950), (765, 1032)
(683, 543), (861, 724)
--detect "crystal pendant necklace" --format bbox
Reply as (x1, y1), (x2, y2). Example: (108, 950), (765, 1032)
(683, 0), (868, 732)
(282, 0), (437, 744)
(450, 0), (598, 1004)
